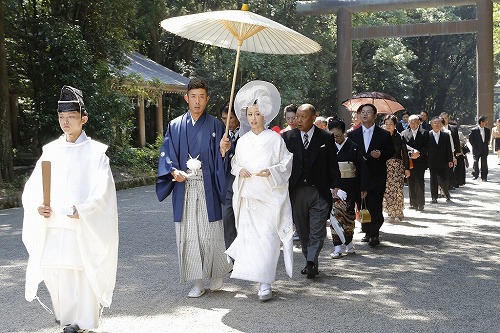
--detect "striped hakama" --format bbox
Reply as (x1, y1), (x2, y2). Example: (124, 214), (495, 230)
(175, 172), (232, 283)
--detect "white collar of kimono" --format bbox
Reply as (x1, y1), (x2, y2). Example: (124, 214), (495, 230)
(335, 137), (347, 151)
(59, 131), (90, 146)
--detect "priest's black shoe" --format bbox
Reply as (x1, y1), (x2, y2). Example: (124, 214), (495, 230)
(368, 237), (380, 247)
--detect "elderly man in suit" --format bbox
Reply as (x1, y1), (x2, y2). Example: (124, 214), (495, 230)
(428, 117), (454, 203)
(469, 115), (491, 181)
(347, 104), (395, 247)
(282, 103), (340, 278)
(401, 115), (429, 211)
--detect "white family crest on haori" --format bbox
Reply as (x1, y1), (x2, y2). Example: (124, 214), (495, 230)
(186, 154), (202, 175)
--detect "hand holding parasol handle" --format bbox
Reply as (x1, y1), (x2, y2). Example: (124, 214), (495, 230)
(41, 161), (51, 214)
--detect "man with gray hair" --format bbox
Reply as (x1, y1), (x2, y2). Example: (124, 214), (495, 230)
(401, 114), (429, 211)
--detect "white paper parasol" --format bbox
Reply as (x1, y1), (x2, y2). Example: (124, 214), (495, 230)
(160, 4), (322, 135)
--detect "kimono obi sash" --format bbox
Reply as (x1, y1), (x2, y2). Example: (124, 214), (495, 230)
(338, 161), (356, 179)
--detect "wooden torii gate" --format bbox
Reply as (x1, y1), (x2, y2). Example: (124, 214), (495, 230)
(297, 0), (497, 125)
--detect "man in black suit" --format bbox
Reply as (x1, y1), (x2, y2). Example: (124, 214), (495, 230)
(401, 115), (429, 211)
(282, 104), (340, 278)
(220, 101), (240, 249)
(427, 117), (454, 203)
(420, 110), (431, 131)
(440, 112), (460, 189)
(347, 104), (395, 247)
(469, 115), (491, 181)
(396, 110), (410, 133)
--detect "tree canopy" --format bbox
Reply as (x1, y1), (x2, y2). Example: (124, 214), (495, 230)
(1, 0), (499, 181)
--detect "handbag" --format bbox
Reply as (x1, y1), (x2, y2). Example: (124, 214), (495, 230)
(359, 197), (371, 223)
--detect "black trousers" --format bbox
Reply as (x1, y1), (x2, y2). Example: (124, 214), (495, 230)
(429, 167), (450, 200)
(222, 190), (237, 250)
(472, 151), (488, 180)
(361, 186), (385, 238)
(408, 167), (426, 208)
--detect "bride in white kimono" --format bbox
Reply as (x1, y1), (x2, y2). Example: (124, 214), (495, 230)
(225, 80), (294, 302)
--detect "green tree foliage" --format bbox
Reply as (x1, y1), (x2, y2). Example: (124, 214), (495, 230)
(351, 6), (478, 123)
(5, 0), (136, 158)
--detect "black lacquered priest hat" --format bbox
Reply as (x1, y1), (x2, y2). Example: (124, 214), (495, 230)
(57, 85), (87, 115)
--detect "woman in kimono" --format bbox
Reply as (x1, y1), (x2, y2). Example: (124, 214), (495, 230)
(382, 115), (410, 223)
(225, 80), (294, 302)
(327, 118), (366, 258)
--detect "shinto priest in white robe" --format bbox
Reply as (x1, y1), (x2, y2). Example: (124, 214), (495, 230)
(225, 129), (294, 284)
(22, 132), (118, 328)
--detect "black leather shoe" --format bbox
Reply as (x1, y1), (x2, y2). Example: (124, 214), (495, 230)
(416, 206), (424, 211)
(301, 265), (308, 275)
(482, 179), (487, 182)
(472, 176), (478, 180)
(431, 199), (438, 204)
(305, 261), (319, 279)
(361, 235), (370, 242)
(368, 237), (380, 247)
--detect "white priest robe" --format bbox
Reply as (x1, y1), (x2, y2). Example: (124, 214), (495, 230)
(22, 132), (118, 329)
(226, 129), (294, 284)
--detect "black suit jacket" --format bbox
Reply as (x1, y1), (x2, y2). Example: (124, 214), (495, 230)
(469, 126), (491, 157)
(427, 131), (453, 169)
(347, 125), (395, 190)
(400, 126), (429, 171)
(282, 126), (341, 204)
(445, 124), (460, 157)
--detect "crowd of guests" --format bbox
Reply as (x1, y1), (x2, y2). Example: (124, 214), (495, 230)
(207, 79), (497, 303)
(23, 78), (498, 332)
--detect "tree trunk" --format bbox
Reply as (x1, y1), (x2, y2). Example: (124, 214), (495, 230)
(0, 0), (14, 182)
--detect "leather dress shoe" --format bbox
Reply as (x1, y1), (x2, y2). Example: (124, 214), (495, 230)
(305, 261), (319, 278)
(368, 237), (380, 247)
(416, 206), (424, 211)
(361, 235), (370, 242)
(431, 199), (438, 204)
(301, 265), (308, 275)
(472, 175), (478, 180)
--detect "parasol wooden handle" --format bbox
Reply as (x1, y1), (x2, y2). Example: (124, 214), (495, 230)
(41, 161), (51, 207)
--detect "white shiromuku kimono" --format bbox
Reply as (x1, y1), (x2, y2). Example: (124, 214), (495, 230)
(226, 129), (294, 284)
(22, 132), (118, 329)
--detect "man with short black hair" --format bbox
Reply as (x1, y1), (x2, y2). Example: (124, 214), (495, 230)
(347, 103), (395, 247)
(220, 100), (240, 249)
(156, 78), (232, 298)
(22, 86), (119, 333)
(469, 115), (491, 181)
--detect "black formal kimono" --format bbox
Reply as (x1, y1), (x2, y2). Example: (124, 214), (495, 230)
(331, 138), (368, 246)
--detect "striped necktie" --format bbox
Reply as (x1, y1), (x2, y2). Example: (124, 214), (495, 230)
(303, 133), (309, 149)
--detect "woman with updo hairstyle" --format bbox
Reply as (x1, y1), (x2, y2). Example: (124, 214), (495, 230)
(327, 117), (367, 258)
(225, 80), (294, 302)
(382, 114), (410, 222)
